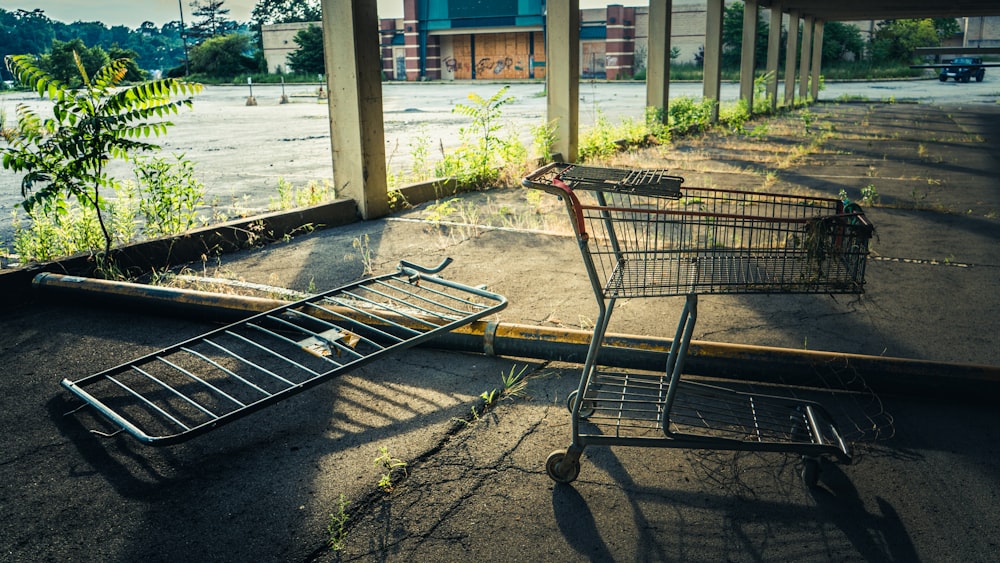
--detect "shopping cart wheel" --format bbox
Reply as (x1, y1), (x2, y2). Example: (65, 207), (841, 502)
(566, 390), (596, 418)
(801, 456), (821, 488)
(546, 449), (581, 483)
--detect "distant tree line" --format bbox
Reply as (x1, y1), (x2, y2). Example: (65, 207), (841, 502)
(0, 0), (331, 83)
(2, 0), (965, 84)
(0, 7), (185, 81)
(719, 3), (963, 69)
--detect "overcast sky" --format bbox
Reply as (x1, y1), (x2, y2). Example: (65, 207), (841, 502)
(7, 1), (619, 29)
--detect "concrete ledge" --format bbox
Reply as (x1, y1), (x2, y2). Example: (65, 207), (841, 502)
(0, 198), (358, 307)
(391, 177), (461, 210)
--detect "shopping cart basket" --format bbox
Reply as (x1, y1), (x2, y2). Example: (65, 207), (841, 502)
(523, 163), (874, 486)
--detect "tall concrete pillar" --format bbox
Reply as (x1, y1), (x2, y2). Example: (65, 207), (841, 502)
(765, 3), (782, 111)
(703, 0), (724, 122)
(739, 0), (759, 113)
(810, 20), (825, 101)
(783, 10), (799, 105)
(322, 0), (389, 219)
(646, 0), (673, 116)
(799, 15), (813, 101)
(547, 0), (580, 162)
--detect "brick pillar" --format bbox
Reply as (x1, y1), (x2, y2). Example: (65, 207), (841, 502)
(380, 18), (396, 79)
(404, 0), (420, 80)
(425, 35), (441, 79)
(605, 5), (636, 79)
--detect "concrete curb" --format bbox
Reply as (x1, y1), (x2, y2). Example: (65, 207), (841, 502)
(0, 177), (468, 308)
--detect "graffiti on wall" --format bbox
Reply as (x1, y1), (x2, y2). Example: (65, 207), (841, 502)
(443, 53), (529, 78)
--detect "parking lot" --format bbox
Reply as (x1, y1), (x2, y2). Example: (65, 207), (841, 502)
(2, 93), (999, 561)
(2, 77), (999, 248)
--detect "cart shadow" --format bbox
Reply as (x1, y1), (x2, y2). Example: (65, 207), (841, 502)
(551, 484), (615, 561)
(809, 461), (921, 563)
(45, 350), (529, 500)
(552, 446), (918, 561)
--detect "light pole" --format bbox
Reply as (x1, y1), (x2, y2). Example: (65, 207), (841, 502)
(177, 0), (191, 76)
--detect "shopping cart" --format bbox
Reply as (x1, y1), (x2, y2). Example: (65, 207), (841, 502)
(523, 163), (874, 486)
(62, 259), (507, 446)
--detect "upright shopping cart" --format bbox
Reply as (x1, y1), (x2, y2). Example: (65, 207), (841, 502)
(523, 163), (874, 486)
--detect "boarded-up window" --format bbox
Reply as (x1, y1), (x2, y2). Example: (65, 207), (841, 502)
(439, 32), (545, 80)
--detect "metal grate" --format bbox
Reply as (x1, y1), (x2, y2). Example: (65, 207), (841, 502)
(62, 260), (507, 445)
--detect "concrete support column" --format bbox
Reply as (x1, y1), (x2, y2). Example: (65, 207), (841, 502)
(547, 0), (580, 162)
(765, 3), (782, 111)
(645, 0), (673, 116)
(322, 0), (389, 220)
(798, 15), (813, 101)
(810, 20), (824, 101)
(703, 0), (724, 122)
(783, 10), (799, 105)
(739, 0), (759, 113)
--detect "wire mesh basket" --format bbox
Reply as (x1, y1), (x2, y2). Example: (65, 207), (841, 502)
(526, 164), (874, 298)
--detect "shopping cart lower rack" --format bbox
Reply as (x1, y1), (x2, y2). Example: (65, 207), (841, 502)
(61, 259), (506, 446)
(523, 163), (874, 487)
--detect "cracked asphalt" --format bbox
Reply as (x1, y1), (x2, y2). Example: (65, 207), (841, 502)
(2, 98), (1000, 562)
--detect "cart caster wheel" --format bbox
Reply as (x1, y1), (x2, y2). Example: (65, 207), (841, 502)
(546, 449), (581, 484)
(566, 390), (596, 418)
(801, 457), (821, 488)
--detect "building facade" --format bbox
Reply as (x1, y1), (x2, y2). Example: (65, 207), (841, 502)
(260, 2), (999, 81)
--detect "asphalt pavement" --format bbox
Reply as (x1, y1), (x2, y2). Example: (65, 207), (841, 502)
(2, 98), (999, 562)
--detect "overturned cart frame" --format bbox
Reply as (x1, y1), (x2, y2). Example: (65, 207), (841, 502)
(523, 163), (874, 486)
(62, 260), (507, 446)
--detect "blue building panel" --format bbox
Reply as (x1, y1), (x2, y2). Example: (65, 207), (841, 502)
(422, 0), (544, 30)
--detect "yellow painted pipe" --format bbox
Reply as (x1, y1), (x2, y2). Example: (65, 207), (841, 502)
(33, 272), (1000, 399)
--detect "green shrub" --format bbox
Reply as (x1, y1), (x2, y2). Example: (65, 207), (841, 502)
(1, 52), (202, 259)
(435, 86), (526, 187)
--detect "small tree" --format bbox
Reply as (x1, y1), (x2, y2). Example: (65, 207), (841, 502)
(870, 19), (940, 64)
(721, 1), (769, 69)
(188, 0), (237, 43)
(1, 53), (202, 259)
(287, 25), (325, 75)
(251, 0), (322, 26)
(187, 33), (257, 78)
(39, 38), (109, 86)
(436, 86), (524, 186)
(822, 22), (865, 64)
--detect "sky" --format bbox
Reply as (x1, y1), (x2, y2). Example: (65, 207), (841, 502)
(5, 0), (619, 29)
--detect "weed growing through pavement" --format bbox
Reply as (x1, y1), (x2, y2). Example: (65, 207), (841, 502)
(374, 446), (407, 492)
(800, 109), (815, 133)
(480, 365), (531, 408)
(352, 234), (375, 275)
(327, 494), (350, 551)
(270, 178), (336, 211)
(455, 365), (533, 426)
(531, 119), (559, 163)
(435, 86), (528, 187)
(861, 184), (881, 206)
